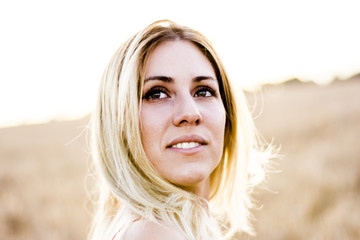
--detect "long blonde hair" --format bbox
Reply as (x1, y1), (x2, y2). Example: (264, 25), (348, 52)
(89, 20), (273, 240)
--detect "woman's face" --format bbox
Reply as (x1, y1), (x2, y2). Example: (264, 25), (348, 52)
(140, 40), (226, 197)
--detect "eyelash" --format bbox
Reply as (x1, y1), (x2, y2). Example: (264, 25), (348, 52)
(142, 86), (217, 100)
(194, 86), (216, 97)
(142, 87), (169, 100)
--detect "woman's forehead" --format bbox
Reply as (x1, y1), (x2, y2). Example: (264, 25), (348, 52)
(144, 40), (216, 81)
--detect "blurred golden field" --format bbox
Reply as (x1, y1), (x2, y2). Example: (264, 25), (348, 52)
(0, 78), (359, 240)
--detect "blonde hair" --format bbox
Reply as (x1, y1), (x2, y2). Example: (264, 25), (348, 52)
(89, 20), (273, 240)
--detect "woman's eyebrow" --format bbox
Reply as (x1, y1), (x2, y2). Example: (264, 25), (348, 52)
(144, 75), (216, 83)
(193, 76), (216, 82)
(144, 76), (174, 83)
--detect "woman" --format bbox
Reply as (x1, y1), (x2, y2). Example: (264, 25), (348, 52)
(89, 20), (273, 240)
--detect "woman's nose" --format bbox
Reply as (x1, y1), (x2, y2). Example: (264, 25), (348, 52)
(173, 95), (202, 126)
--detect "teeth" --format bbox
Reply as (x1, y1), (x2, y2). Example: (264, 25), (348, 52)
(171, 142), (201, 149)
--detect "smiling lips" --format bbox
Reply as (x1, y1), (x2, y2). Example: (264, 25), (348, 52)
(171, 142), (201, 149)
(167, 135), (207, 149)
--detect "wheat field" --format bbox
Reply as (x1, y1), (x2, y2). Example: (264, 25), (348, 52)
(0, 78), (359, 239)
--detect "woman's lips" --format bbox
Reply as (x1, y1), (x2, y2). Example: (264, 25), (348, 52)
(171, 142), (201, 149)
(167, 135), (207, 149)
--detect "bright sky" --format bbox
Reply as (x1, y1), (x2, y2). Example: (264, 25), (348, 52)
(1, 0), (359, 128)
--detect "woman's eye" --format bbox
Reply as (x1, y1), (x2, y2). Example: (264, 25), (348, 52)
(143, 88), (169, 100)
(194, 87), (215, 97)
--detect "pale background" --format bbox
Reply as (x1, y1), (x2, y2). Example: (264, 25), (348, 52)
(1, 0), (359, 127)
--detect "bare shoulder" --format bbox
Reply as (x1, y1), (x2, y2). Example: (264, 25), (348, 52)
(122, 219), (186, 240)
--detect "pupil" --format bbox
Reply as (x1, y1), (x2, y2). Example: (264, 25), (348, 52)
(153, 92), (161, 98)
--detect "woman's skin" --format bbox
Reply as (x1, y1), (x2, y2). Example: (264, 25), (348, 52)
(123, 40), (226, 240)
(140, 40), (226, 199)
(123, 219), (187, 240)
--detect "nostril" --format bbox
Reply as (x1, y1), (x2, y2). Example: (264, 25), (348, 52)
(175, 116), (201, 126)
(173, 100), (203, 126)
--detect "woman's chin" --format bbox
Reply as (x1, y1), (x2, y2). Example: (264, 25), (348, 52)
(170, 174), (210, 196)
